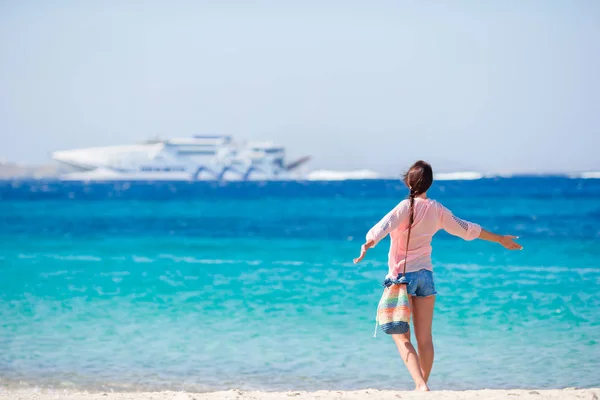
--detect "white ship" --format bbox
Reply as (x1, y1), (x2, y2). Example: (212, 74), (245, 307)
(52, 135), (311, 181)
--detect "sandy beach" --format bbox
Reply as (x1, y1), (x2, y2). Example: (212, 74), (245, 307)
(1, 388), (598, 400)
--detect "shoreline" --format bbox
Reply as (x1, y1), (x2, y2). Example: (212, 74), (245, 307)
(1, 388), (598, 400)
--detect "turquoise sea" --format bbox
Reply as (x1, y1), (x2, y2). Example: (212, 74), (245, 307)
(0, 178), (599, 392)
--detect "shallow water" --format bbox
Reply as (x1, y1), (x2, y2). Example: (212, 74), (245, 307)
(1, 178), (599, 391)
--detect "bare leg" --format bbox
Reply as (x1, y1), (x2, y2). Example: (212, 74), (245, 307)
(412, 295), (436, 382)
(391, 296), (429, 391)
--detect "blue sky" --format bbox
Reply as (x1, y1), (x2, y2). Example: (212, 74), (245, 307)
(1, 1), (598, 174)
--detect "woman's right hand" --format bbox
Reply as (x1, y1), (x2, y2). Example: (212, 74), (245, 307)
(499, 235), (523, 250)
(353, 240), (374, 264)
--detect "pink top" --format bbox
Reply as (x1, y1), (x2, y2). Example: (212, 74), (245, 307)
(366, 198), (482, 276)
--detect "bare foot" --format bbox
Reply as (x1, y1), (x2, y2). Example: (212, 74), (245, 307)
(415, 383), (430, 392)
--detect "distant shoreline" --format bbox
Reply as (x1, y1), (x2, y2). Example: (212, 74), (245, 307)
(1, 173), (599, 182)
(1, 162), (599, 181)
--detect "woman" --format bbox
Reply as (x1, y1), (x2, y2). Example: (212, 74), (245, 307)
(353, 161), (522, 391)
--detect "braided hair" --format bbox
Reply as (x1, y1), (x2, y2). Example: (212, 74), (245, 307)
(401, 161), (434, 271)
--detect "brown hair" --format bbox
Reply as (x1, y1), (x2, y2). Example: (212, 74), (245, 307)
(400, 161), (433, 276)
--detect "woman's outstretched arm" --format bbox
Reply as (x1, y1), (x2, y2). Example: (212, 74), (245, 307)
(353, 200), (410, 264)
(478, 229), (523, 250)
(439, 204), (522, 250)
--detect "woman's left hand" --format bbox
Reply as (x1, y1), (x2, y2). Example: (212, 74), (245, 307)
(353, 240), (374, 264)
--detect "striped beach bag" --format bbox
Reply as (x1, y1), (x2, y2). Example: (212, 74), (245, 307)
(375, 275), (411, 336)
(374, 214), (413, 337)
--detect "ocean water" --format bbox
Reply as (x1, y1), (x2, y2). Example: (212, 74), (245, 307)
(0, 178), (599, 392)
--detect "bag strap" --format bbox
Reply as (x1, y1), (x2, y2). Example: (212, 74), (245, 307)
(400, 200), (414, 278)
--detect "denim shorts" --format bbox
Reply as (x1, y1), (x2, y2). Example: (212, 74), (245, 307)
(404, 269), (437, 297)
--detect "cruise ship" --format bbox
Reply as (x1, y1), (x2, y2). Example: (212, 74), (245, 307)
(52, 135), (311, 181)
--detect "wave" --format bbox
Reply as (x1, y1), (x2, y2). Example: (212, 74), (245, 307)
(156, 255), (266, 265)
(438, 262), (600, 275)
(579, 172), (600, 179)
(273, 260), (305, 266)
(434, 171), (483, 181)
(46, 255), (102, 262)
(131, 256), (154, 263)
(484, 172), (600, 179)
(306, 169), (380, 181)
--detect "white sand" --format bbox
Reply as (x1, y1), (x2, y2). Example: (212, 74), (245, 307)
(0, 388), (598, 400)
